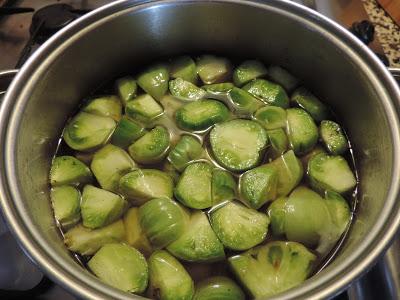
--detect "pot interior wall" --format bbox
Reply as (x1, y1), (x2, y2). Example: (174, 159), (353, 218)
(10, 0), (395, 296)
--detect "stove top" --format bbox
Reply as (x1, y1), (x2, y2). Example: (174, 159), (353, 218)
(0, 0), (111, 70)
(0, 1), (394, 299)
(0, 0), (389, 70)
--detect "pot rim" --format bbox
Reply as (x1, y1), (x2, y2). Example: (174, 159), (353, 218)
(1, 1), (400, 299)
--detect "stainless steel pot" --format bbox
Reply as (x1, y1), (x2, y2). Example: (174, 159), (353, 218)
(1, 0), (400, 299)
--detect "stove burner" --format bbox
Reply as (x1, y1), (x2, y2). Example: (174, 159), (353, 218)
(0, 276), (53, 300)
(30, 4), (78, 44)
(15, 3), (90, 68)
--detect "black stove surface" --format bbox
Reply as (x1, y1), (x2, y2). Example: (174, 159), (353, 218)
(0, 1), (391, 299)
(0, 0), (111, 70)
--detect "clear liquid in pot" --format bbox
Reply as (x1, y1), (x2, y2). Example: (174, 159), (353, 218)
(51, 59), (359, 298)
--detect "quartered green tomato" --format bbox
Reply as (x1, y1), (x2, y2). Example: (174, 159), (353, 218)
(210, 201), (269, 251)
(193, 276), (245, 300)
(148, 250), (194, 300)
(139, 197), (189, 248)
(228, 241), (316, 298)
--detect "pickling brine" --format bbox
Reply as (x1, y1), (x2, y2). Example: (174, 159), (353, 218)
(49, 55), (358, 299)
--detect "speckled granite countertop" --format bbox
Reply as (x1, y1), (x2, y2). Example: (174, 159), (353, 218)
(362, 0), (400, 67)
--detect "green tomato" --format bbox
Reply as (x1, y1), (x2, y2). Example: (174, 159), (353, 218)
(210, 201), (269, 251)
(228, 241), (316, 298)
(139, 198), (189, 248)
(119, 169), (173, 205)
(167, 211), (225, 262)
(174, 162), (213, 209)
(210, 119), (268, 172)
(88, 243), (148, 293)
(148, 250), (194, 300)
(239, 164), (278, 209)
(193, 276), (245, 300)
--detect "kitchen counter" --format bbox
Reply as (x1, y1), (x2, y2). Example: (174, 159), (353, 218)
(362, 0), (400, 67)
